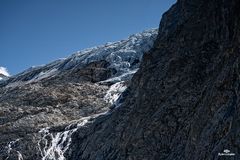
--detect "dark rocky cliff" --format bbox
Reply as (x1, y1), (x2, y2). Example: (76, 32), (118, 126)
(1, 0), (240, 159)
(66, 0), (240, 159)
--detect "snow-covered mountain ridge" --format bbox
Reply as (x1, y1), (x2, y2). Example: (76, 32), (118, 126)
(6, 28), (157, 85)
(0, 28), (158, 160)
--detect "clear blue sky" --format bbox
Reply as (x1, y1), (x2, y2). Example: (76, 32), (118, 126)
(0, 0), (176, 75)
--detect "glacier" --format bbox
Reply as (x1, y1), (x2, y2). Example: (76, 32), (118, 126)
(0, 28), (158, 160)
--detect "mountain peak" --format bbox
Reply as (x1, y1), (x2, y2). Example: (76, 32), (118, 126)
(0, 67), (10, 80)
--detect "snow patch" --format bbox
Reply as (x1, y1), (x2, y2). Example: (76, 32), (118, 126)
(27, 68), (58, 83)
(0, 66), (10, 77)
(104, 81), (127, 104)
(100, 69), (138, 84)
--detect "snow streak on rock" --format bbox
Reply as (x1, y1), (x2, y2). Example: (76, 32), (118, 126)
(5, 138), (23, 160)
(38, 119), (87, 160)
(104, 81), (127, 104)
(38, 112), (108, 160)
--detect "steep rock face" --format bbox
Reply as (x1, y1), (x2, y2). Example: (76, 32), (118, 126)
(67, 0), (240, 159)
(0, 29), (157, 160)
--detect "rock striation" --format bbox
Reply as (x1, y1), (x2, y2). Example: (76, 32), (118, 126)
(66, 0), (240, 159)
(1, 0), (240, 159)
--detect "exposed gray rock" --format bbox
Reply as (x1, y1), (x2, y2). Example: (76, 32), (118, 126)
(2, 0), (240, 159)
(0, 29), (157, 160)
(65, 0), (240, 159)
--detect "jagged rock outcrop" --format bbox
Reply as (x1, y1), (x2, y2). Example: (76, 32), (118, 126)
(65, 0), (240, 159)
(0, 29), (157, 160)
